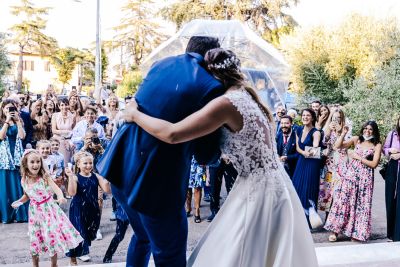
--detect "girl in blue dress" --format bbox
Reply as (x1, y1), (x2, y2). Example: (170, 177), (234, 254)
(0, 99), (28, 223)
(292, 108), (322, 227)
(65, 151), (110, 265)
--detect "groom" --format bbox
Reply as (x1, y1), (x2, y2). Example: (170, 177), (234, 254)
(97, 36), (224, 267)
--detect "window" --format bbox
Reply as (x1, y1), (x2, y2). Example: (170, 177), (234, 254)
(23, 60), (34, 71)
(44, 61), (51, 72)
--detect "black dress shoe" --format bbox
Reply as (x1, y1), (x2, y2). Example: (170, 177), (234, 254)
(103, 255), (112, 263)
(207, 211), (217, 222)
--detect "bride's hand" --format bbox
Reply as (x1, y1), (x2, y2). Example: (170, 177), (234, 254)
(122, 99), (138, 123)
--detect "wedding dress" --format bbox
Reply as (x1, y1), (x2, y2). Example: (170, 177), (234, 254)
(187, 89), (318, 267)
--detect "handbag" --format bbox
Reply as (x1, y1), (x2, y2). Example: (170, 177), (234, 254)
(306, 200), (323, 229)
(305, 146), (321, 159)
(380, 131), (395, 179)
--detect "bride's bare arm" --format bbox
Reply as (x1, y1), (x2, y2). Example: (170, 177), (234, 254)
(125, 97), (241, 144)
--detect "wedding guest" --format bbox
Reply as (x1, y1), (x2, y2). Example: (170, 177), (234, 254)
(316, 105), (330, 132)
(51, 98), (76, 163)
(68, 93), (84, 121)
(275, 105), (286, 133)
(186, 157), (206, 223)
(79, 127), (105, 240)
(311, 100), (322, 115)
(71, 105), (105, 151)
(276, 115), (298, 178)
(30, 99), (48, 147)
(0, 99), (28, 223)
(49, 137), (65, 189)
(44, 98), (58, 139)
(325, 121), (381, 242)
(292, 108), (321, 227)
(318, 109), (350, 217)
(207, 156), (237, 222)
(12, 94), (33, 148)
(103, 201), (130, 263)
(383, 116), (400, 241)
(66, 152), (110, 265)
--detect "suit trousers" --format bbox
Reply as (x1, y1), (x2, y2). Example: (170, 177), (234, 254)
(112, 185), (188, 267)
(209, 161), (238, 213)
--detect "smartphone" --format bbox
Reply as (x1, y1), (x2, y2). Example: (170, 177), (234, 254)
(37, 94), (42, 100)
(67, 163), (73, 170)
(8, 106), (17, 112)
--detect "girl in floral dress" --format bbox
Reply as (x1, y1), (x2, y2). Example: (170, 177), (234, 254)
(318, 109), (351, 217)
(324, 121), (381, 242)
(11, 150), (83, 267)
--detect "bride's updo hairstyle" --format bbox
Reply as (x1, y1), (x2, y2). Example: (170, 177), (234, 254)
(205, 48), (273, 123)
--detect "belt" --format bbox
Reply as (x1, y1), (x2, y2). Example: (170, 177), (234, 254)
(31, 195), (52, 206)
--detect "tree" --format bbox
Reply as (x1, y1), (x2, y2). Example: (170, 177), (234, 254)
(280, 14), (400, 105)
(162, 0), (298, 46)
(115, 68), (142, 98)
(111, 0), (166, 67)
(343, 53), (400, 137)
(101, 45), (108, 83)
(9, 0), (58, 92)
(72, 48), (95, 91)
(0, 33), (11, 94)
(51, 48), (78, 91)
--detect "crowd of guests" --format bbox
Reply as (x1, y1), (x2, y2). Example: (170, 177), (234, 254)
(275, 100), (400, 244)
(0, 87), (129, 265)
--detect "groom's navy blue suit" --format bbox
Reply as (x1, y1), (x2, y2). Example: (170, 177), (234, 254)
(97, 52), (224, 267)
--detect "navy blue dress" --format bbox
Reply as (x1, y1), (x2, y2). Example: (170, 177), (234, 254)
(67, 173), (100, 257)
(292, 127), (321, 211)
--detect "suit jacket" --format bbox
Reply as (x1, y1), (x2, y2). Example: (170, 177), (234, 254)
(276, 129), (298, 178)
(20, 111), (33, 148)
(97, 53), (224, 216)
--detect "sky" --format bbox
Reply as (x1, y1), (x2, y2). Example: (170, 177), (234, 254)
(0, 0), (400, 49)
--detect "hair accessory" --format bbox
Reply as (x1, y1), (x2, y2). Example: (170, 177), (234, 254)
(22, 149), (38, 157)
(208, 56), (240, 70)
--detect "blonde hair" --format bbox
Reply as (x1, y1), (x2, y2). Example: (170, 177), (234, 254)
(73, 151), (94, 174)
(36, 140), (51, 149)
(20, 150), (51, 185)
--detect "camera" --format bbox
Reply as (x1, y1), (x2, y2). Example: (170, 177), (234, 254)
(91, 137), (101, 145)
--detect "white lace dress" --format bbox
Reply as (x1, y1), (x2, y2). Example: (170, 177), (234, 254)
(187, 90), (318, 267)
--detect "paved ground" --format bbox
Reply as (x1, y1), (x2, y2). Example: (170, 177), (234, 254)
(0, 170), (389, 266)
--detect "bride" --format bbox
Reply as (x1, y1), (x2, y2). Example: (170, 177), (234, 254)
(123, 48), (318, 267)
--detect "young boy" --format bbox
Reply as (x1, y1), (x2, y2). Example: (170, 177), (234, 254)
(49, 138), (66, 190)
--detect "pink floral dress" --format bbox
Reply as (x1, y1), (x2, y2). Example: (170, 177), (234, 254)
(324, 144), (375, 241)
(22, 177), (83, 256)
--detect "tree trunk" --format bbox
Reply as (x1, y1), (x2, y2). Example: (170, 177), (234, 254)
(17, 46), (24, 93)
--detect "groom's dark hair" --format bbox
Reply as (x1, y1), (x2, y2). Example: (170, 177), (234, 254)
(186, 36), (220, 57)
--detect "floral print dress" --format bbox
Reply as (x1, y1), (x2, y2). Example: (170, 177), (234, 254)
(22, 177), (83, 256)
(189, 157), (206, 188)
(324, 143), (375, 241)
(318, 131), (350, 211)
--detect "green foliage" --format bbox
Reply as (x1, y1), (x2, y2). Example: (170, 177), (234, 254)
(9, 0), (58, 91)
(281, 14), (400, 105)
(162, 0), (298, 46)
(115, 70), (143, 98)
(0, 33), (11, 94)
(51, 48), (78, 87)
(111, 0), (166, 67)
(343, 54), (400, 137)
(101, 45), (108, 83)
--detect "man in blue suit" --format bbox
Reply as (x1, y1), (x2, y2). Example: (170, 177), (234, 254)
(97, 36), (224, 267)
(276, 115), (298, 178)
